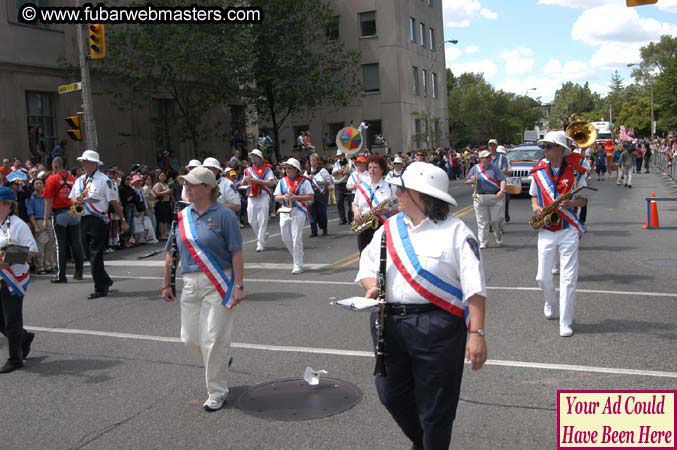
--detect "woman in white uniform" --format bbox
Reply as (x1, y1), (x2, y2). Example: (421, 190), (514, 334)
(273, 158), (314, 274)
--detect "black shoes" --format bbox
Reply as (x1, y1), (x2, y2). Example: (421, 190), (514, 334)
(22, 332), (35, 360)
(50, 278), (67, 284)
(88, 280), (113, 300)
(310, 232), (318, 238)
(505, 215), (511, 223)
(73, 270), (83, 280)
(0, 360), (23, 374)
(322, 229), (328, 236)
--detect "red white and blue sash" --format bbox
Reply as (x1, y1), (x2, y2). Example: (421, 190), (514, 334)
(532, 168), (586, 236)
(279, 176), (311, 217)
(305, 171), (326, 194)
(246, 166), (273, 197)
(0, 268), (30, 297)
(178, 208), (234, 307)
(476, 164), (501, 191)
(384, 214), (469, 324)
(80, 177), (110, 224)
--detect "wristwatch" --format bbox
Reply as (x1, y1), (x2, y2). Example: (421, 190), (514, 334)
(469, 329), (485, 337)
(235, 284), (245, 290)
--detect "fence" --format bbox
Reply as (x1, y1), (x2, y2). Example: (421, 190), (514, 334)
(655, 150), (676, 182)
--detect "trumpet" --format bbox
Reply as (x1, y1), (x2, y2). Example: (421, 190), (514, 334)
(352, 199), (392, 234)
(70, 185), (90, 216)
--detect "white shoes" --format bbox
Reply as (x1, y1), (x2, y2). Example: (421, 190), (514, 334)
(479, 243), (487, 249)
(292, 265), (304, 274)
(552, 265), (559, 275)
(203, 394), (226, 412)
(560, 324), (574, 337)
(256, 244), (264, 252)
(495, 239), (503, 247)
(543, 303), (556, 320)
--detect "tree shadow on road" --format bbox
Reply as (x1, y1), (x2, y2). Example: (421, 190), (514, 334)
(575, 319), (676, 339)
(21, 355), (120, 383)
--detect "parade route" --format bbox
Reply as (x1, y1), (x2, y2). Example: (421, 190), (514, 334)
(2, 171), (677, 450)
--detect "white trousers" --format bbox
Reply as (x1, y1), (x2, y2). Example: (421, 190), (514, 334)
(535, 227), (579, 327)
(180, 271), (235, 397)
(247, 194), (270, 247)
(623, 167), (633, 186)
(473, 194), (504, 245)
(279, 209), (306, 267)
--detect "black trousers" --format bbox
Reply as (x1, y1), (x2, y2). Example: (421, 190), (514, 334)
(371, 308), (467, 450)
(52, 209), (84, 281)
(0, 284), (27, 364)
(357, 226), (377, 253)
(504, 192), (510, 220)
(80, 215), (112, 292)
(335, 183), (353, 224)
(636, 157), (643, 172)
(310, 191), (328, 234)
(579, 205), (587, 224)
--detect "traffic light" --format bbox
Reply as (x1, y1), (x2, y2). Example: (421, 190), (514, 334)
(88, 24), (106, 59)
(626, 0), (657, 6)
(65, 115), (82, 141)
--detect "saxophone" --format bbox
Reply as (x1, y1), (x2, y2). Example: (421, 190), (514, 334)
(70, 185), (90, 216)
(352, 199), (392, 234)
(528, 186), (592, 230)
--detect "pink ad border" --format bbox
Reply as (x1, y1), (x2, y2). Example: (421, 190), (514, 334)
(557, 390), (677, 450)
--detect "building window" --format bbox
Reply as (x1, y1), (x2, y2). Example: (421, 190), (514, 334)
(431, 72), (438, 99)
(293, 125), (309, 149)
(419, 23), (425, 48)
(363, 63), (380, 93)
(359, 11), (376, 37)
(414, 118), (422, 148)
(429, 28), (435, 50)
(409, 18), (416, 42)
(363, 120), (382, 149)
(328, 122), (344, 147)
(422, 69), (427, 97)
(412, 66), (419, 96)
(326, 16), (339, 40)
(25, 92), (56, 153)
(428, 0), (433, 6)
(152, 98), (176, 154)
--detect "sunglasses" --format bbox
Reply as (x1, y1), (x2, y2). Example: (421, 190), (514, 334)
(541, 144), (559, 150)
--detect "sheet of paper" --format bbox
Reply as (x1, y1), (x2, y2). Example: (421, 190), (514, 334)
(330, 296), (384, 312)
(304, 367), (327, 385)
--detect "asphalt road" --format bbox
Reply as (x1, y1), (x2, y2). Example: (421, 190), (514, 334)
(2, 166), (677, 450)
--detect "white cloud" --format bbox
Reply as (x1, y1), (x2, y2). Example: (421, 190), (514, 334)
(589, 42), (643, 69)
(572, 5), (677, 46)
(497, 76), (563, 103)
(445, 46), (462, 62)
(658, 0), (677, 13)
(542, 58), (596, 81)
(500, 47), (535, 75)
(537, 0), (615, 8)
(442, 0), (497, 27)
(448, 59), (498, 79)
(465, 45), (479, 54)
(543, 59), (561, 75)
(480, 8), (498, 19)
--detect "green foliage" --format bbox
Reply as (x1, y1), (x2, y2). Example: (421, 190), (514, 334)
(250, 0), (361, 162)
(447, 70), (542, 147)
(654, 58), (677, 132)
(548, 82), (600, 129)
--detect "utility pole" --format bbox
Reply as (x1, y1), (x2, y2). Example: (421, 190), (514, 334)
(75, 21), (99, 151)
(650, 81), (654, 139)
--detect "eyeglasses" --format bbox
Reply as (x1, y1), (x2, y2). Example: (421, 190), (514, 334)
(541, 144), (558, 150)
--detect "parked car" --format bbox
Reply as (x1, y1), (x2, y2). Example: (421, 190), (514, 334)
(506, 145), (544, 194)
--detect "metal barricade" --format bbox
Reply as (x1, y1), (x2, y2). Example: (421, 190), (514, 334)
(644, 197), (677, 230)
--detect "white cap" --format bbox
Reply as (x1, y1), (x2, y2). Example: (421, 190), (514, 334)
(488, 139), (498, 145)
(37, 171), (46, 179)
(77, 150), (103, 165)
(202, 157), (222, 170)
(224, 167), (233, 173)
(479, 150), (491, 158)
(283, 158), (302, 171)
(538, 131), (572, 156)
(386, 162), (456, 206)
(336, 149), (344, 156)
(249, 149), (264, 159)
(393, 156), (404, 164)
(185, 159), (202, 169)
(178, 166), (217, 188)
(496, 145), (506, 154)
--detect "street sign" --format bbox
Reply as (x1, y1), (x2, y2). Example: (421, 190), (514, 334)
(58, 82), (82, 95)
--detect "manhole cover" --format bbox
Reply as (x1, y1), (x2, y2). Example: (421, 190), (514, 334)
(643, 259), (677, 268)
(236, 377), (362, 421)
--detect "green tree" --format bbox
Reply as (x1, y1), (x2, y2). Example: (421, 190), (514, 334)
(632, 35), (677, 82)
(654, 58), (677, 132)
(549, 81), (598, 129)
(249, 0), (360, 163)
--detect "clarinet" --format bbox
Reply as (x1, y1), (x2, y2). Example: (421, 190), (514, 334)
(170, 201), (189, 296)
(373, 232), (387, 376)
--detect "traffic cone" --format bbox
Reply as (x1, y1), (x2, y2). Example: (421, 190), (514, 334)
(642, 192), (660, 229)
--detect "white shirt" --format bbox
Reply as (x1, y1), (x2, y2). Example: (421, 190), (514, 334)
(351, 178), (395, 215)
(529, 163), (588, 197)
(332, 160), (353, 184)
(217, 177), (240, 206)
(355, 214), (486, 304)
(346, 170), (369, 192)
(69, 170), (117, 219)
(304, 167), (333, 193)
(0, 215), (38, 277)
(273, 176), (314, 212)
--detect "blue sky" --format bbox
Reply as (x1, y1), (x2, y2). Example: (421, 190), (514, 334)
(442, 0), (677, 102)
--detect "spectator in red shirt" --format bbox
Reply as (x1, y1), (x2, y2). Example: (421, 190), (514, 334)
(0, 159), (11, 179)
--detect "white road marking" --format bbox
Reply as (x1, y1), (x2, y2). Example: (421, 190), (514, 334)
(92, 261), (328, 270)
(24, 326), (677, 379)
(243, 217), (340, 245)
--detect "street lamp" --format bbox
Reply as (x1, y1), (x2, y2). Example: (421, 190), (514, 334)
(524, 87), (536, 97)
(426, 39), (458, 149)
(627, 63), (654, 139)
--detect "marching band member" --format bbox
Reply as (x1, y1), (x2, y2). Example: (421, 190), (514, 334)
(466, 150), (507, 248)
(202, 157), (240, 212)
(181, 159), (202, 202)
(274, 158), (314, 274)
(351, 155), (397, 252)
(70, 150), (128, 299)
(161, 166), (245, 412)
(384, 156), (405, 195)
(304, 153), (332, 237)
(0, 187), (38, 373)
(241, 149), (276, 252)
(530, 131), (588, 337)
(488, 139), (511, 223)
(332, 150), (354, 225)
(356, 162), (487, 450)
(346, 155), (369, 192)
